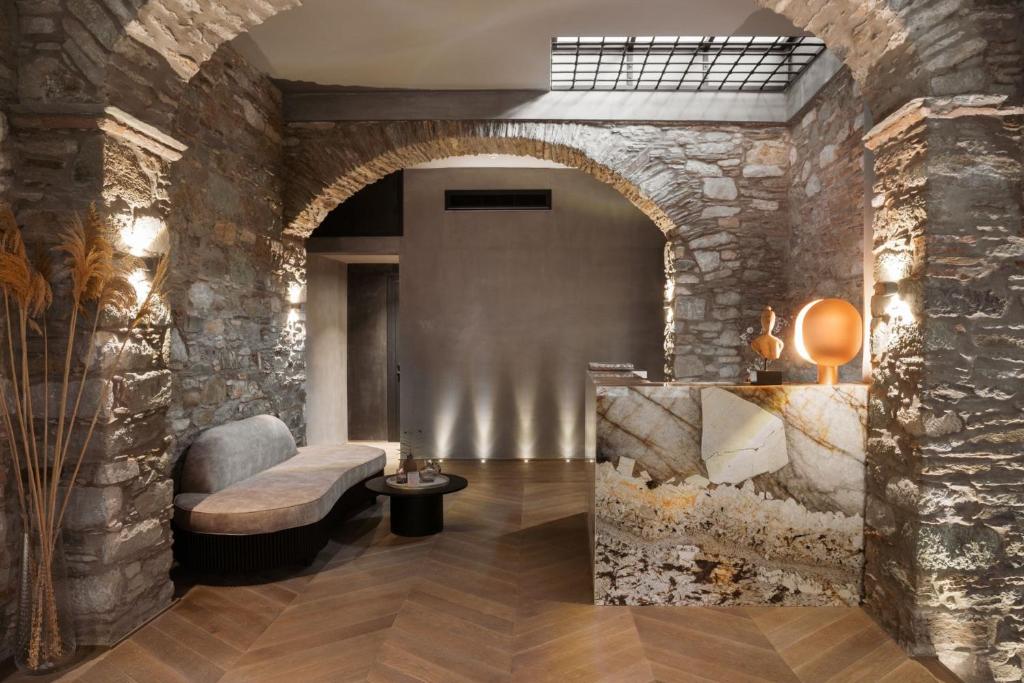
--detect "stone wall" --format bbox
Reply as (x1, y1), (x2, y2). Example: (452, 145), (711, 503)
(785, 69), (868, 382)
(0, 110), (179, 645)
(165, 46), (305, 464)
(864, 97), (1024, 683)
(0, 0), (15, 660)
(0, 0), (14, 195)
(284, 121), (793, 383)
(0, 44), (302, 651)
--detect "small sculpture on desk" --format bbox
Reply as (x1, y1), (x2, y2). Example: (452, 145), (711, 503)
(750, 305), (784, 385)
(397, 448), (417, 485)
(396, 449), (417, 484)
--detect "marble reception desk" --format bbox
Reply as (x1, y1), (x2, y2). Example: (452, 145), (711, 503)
(592, 379), (868, 607)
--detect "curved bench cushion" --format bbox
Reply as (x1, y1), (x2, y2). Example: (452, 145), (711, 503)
(173, 444), (385, 535)
(181, 415), (298, 494)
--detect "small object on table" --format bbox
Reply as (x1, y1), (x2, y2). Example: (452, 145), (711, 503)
(365, 474), (468, 536)
(421, 458), (441, 482)
(400, 450), (417, 474)
(750, 305), (785, 385)
(384, 473), (449, 490)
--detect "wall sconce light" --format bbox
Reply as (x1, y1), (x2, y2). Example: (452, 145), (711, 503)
(794, 298), (863, 385)
(286, 283), (305, 323)
(120, 215), (167, 257)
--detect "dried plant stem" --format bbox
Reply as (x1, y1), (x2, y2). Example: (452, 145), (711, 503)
(6, 298), (46, 547)
(0, 344), (28, 529)
(51, 304), (80, 509)
(0, 202), (169, 672)
(41, 318), (49, 538)
(49, 308), (95, 548)
(56, 301), (153, 532)
(58, 311), (100, 470)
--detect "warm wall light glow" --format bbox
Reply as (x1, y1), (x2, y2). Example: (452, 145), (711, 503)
(885, 295), (915, 324)
(433, 384), (460, 458)
(794, 298), (863, 385)
(473, 385), (495, 460)
(555, 380), (579, 459)
(128, 269), (151, 306)
(514, 378), (538, 460)
(120, 216), (164, 257)
(288, 283), (305, 305)
(877, 251), (912, 283)
(793, 298), (822, 364)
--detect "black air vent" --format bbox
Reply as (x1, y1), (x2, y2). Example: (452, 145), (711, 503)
(444, 189), (552, 211)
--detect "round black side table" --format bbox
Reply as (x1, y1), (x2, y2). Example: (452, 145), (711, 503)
(365, 474), (468, 537)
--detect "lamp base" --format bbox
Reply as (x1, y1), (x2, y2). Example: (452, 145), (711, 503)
(817, 365), (839, 385)
(752, 370), (783, 386)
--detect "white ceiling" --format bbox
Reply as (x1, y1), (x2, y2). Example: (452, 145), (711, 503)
(232, 0), (803, 90)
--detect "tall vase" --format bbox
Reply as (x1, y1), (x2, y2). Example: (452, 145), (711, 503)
(15, 529), (77, 674)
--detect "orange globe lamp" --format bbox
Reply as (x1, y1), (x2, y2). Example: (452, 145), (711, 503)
(794, 298), (863, 385)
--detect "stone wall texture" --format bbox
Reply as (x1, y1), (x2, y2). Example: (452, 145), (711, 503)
(165, 47), (305, 465)
(0, 0), (14, 195)
(0, 0), (16, 660)
(864, 96), (1024, 683)
(284, 120), (793, 383)
(785, 69), (868, 382)
(0, 44), (303, 649)
(0, 0), (1021, 678)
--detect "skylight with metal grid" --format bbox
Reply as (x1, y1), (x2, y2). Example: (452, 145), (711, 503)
(551, 36), (826, 92)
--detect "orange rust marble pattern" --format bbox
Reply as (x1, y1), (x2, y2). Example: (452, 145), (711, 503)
(594, 381), (868, 607)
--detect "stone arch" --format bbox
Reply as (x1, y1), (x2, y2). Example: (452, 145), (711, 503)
(283, 119), (794, 383)
(284, 123), (680, 239)
(287, 121), (692, 380)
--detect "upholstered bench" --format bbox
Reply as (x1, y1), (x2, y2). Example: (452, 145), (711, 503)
(172, 414), (385, 572)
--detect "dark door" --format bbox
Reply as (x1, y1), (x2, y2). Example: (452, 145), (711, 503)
(348, 264), (400, 440)
(386, 268), (400, 441)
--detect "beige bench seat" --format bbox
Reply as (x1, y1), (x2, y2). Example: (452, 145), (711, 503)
(174, 443), (385, 535)
(172, 414), (385, 536)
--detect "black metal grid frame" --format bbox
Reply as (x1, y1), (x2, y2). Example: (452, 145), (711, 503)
(551, 36), (826, 92)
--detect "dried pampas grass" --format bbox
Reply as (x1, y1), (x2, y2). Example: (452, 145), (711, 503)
(0, 201), (170, 671)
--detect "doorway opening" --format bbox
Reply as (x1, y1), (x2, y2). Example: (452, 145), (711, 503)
(304, 157), (666, 461)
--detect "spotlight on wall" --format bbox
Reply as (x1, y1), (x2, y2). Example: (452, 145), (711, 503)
(120, 215), (166, 257)
(884, 293), (915, 324)
(794, 298), (863, 385)
(286, 282), (305, 323)
(128, 268), (151, 307)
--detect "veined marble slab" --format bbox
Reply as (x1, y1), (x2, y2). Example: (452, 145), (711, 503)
(594, 383), (867, 607)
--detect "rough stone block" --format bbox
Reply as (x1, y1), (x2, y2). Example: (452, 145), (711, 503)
(702, 177), (738, 200)
(743, 164), (785, 177)
(700, 387), (789, 484)
(65, 486), (123, 530)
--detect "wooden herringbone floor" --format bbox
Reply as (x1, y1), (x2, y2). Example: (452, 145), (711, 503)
(7, 460), (951, 683)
